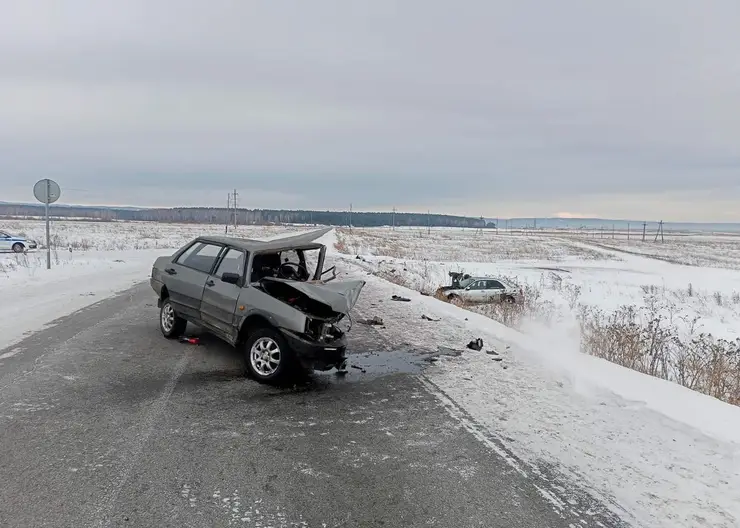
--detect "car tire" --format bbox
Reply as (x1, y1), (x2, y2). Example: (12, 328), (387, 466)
(447, 293), (460, 303)
(160, 299), (187, 338)
(503, 295), (516, 304)
(12, 243), (24, 253)
(244, 327), (294, 384)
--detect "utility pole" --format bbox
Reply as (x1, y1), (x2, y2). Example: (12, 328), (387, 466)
(642, 222), (647, 242)
(392, 207), (396, 230)
(427, 210), (431, 235)
(226, 193), (231, 234)
(654, 220), (665, 243)
(612, 224), (615, 238)
(349, 203), (353, 234)
(232, 189), (238, 229)
(627, 223), (630, 241)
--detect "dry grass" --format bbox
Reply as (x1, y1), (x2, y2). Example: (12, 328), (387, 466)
(579, 305), (740, 405)
(335, 227), (613, 262)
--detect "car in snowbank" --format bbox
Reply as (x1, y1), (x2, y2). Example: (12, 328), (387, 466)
(150, 229), (365, 383)
(0, 231), (38, 253)
(437, 271), (522, 304)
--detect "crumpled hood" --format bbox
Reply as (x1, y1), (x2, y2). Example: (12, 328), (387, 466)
(261, 278), (366, 314)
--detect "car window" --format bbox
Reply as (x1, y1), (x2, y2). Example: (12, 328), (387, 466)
(469, 281), (486, 290)
(214, 248), (246, 279)
(0, 232), (9, 238)
(179, 243), (224, 274)
(175, 243), (199, 265)
(459, 278), (474, 289)
(487, 280), (505, 289)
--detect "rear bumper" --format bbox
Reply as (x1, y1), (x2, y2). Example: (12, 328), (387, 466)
(151, 278), (164, 304)
(279, 328), (347, 371)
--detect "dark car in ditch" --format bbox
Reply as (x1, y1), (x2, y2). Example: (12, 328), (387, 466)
(150, 229), (365, 383)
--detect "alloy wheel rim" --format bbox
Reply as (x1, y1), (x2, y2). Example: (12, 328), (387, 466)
(161, 303), (175, 332)
(250, 337), (281, 376)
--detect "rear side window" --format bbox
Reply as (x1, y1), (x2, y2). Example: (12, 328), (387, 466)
(487, 280), (505, 289)
(214, 248), (247, 279)
(470, 281), (487, 290)
(177, 243), (224, 273)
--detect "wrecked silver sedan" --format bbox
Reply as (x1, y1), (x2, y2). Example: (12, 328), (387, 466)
(150, 229), (365, 383)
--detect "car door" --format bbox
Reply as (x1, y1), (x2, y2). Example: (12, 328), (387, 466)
(463, 280), (487, 302)
(0, 232), (11, 251)
(200, 247), (247, 340)
(166, 242), (225, 320)
(484, 280), (506, 302)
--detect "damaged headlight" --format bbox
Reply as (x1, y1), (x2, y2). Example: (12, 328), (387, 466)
(304, 318), (344, 342)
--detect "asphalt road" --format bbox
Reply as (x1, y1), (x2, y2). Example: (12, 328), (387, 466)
(0, 283), (628, 528)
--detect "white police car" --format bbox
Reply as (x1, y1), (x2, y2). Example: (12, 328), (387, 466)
(0, 231), (38, 253)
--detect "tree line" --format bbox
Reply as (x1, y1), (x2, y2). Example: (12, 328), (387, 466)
(0, 204), (494, 228)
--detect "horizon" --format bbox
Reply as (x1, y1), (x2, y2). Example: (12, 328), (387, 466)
(3, 200), (740, 226)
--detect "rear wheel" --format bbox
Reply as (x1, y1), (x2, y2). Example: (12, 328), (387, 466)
(244, 327), (294, 384)
(503, 295), (516, 304)
(12, 243), (24, 253)
(160, 299), (187, 338)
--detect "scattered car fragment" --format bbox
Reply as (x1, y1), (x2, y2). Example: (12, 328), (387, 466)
(150, 229), (365, 384)
(467, 338), (484, 351)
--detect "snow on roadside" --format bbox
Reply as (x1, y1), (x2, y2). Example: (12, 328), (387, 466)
(319, 229), (740, 528)
(0, 249), (173, 351)
(0, 225), (318, 352)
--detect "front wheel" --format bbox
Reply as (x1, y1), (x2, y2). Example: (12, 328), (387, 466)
(160, 299), (187, 338)
(244, 327), (293, 384)
(12, 243), (24, 253)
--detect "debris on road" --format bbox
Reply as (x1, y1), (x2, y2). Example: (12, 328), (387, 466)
(437, 346), (463, 357)
(466, 338), (484, 351)
(391, 295), (411, 302)
(486, 349), (499, 356)
(492, 357), (503, 362)
(423, 356), (440, 363)
(179, 336), (200, 345)
(351, 365), (367, 373)
(358, 316), (384, 326)
(421, 314), (440, 322)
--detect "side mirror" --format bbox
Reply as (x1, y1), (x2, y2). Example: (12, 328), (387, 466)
(221, 272), (240, 285)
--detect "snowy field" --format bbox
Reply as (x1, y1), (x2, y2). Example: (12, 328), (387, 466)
(0, 219), (313, 351)
(329, 227), (740, 528)
(2, 219), (739, 527)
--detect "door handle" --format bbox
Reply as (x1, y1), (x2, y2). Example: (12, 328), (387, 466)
(165, 268), (177, 275)
(206, 279), (215, 287)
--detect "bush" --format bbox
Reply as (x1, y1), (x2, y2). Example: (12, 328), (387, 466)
(578, 304), (740, 405)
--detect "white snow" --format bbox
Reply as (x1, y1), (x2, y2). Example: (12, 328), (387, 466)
(324, 227), (740, 528)
(0, 220), (315, 351)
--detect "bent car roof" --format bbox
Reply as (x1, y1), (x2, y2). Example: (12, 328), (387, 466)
(192, 227), (331, 253)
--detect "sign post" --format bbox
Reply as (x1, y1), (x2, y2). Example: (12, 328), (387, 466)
(33, 179), (61, 270)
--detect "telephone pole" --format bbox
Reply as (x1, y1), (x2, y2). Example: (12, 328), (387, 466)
(232, 189), (238, 228)
(349, 203), (353, 234)
(392, 207), (396, 230)
(642, 222), (647, 242)
(226, 193), (231, 234)
(427, 210), (431, 235)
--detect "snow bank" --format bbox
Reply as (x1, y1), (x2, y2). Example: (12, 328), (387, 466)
(327, 234), (740, 528)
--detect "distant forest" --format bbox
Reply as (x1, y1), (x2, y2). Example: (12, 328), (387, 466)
(0, 203), (493, 229)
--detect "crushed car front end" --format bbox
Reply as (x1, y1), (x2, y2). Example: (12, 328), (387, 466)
(247, 277), (366, 372)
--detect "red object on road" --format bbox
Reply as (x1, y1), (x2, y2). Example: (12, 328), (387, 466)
(179, 337), (200, 345)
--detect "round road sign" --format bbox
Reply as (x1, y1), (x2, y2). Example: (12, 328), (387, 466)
(33, 179), (61, 204)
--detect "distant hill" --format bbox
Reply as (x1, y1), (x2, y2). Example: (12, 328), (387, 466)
(487, 217), (740, 233)
(0, 202), (490, 229)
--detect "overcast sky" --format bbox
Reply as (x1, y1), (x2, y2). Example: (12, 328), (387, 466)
(2, 1), (740, 221)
